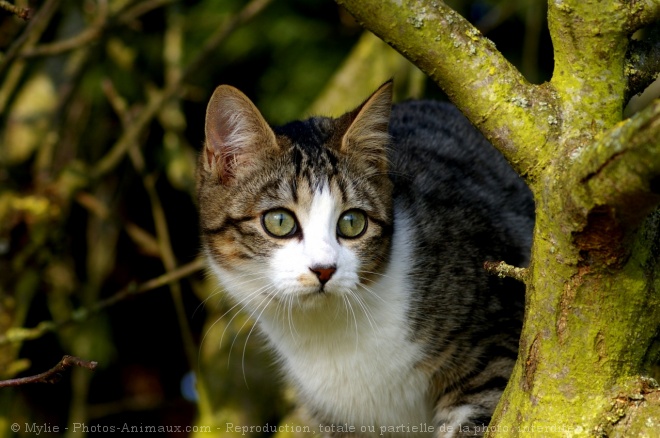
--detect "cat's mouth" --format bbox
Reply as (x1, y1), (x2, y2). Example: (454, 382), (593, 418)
(263, 285), (332, 303)
(263, 287), (331, 311)
(302, 284), (354, 304)
(300, 285), (329, 298)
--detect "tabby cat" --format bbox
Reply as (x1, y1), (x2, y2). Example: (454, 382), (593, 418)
(197, 81), (534, 437)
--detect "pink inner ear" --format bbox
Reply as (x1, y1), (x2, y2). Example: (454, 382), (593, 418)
(205, 144), (219, 170)
(204, 85), (279, 183)
(206, 146), (214, 168)
(205, 114), (235, 180)
(340, 82), (392, 173)
(205, 139), (238, 182)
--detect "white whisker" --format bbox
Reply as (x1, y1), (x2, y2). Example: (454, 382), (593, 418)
(349, 286), (382, 339)
(226, 285), (272, 367)
(197, 278), (269, 371)
(355, 278), (388, 305)
(287, 293), (299, 341)
(241, 286), (279, 388)
(342, 294), (360, 354)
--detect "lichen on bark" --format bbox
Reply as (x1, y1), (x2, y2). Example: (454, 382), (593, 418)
(336, 0), (660, 435)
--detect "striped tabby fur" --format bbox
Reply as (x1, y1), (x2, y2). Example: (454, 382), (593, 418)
(197, 82), (534, 437)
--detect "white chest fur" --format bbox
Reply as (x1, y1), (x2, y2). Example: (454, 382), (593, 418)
(264, 310), (432, 434)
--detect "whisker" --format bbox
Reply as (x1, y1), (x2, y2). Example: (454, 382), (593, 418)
(358, 269), (398, 281)
(226, 285), (273, 367)
(287, 293), (299, 341)
(342, 294), (360, 354)
(242, 287), (279, 388)
(349, 287), (382, 339)
(197, 281), (270, 372)
(195, 272), (272, 321)
(192, 283), (225, 319)
(215, 283), (266, 324)
(355, 278), (388, 306)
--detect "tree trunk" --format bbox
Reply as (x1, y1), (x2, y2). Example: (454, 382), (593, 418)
(335, 0), (660, 435)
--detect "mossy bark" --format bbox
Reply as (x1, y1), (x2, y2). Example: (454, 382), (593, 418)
(336, 0), (660, 435)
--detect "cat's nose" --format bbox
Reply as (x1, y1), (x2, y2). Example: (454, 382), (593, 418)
(310, 265), (336, 285)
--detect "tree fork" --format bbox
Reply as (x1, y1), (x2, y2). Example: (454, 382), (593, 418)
(336, 0), (660, 435)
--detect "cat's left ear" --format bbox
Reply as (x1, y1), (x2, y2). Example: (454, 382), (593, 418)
(204, 85), (278, 184)
(341, 81), (393, 172)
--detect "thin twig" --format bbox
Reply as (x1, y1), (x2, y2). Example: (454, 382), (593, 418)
(105, 41), (210, 402)
(0, 0), (60, 113)
(484, 260), (528, 283)
(22, 26), (101, 58)
(21, 0), (174, 58)
(0, 0), (60, 77)
(144, 173), (206, 401)
(0, 258), (205, 347)
(0, 355), (97, 388)
(93, 257), (205, 309)
(118, 0), (176, 25)
(0, 0), (30, 20)
(91, 0), (273, 179)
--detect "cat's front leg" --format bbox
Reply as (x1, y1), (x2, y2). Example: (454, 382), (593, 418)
(434, 404), (493, 438)
(296, 407), (365, 438)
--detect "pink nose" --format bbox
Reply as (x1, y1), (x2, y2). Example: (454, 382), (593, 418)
(310, 266), (336, 284)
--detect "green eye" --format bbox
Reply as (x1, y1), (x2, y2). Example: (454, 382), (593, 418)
(262, 209), (297, 237)
(337, 210), (367, 238)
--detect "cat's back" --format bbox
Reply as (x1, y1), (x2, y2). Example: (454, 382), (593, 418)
(388, 100), (534, 266)
(386, 101), (534, 393)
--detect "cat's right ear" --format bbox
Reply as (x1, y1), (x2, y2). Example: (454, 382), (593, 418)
(204, 85), (278, 184)
(341, 81), (393, 173)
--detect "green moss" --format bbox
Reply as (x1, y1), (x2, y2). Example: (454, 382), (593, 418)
(337, 1), (660, 436)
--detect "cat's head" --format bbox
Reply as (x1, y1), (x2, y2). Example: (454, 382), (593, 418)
(197, 82), (394, 310)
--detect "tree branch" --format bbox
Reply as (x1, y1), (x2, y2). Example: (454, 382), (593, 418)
(21, 26), (102, 58)
(90, 0), (273, 179)
(20, 0), (177, 59)
(0, 0), (59, 74)
(336, 0), (555, 182)
(0, 258), (205, 347)
(571, 99), (660, 229)
(484, 260), (528, 283)
(0, 0), (60, 112)
(307, 31), (423, 117)
(0, 355), (97, 387)
(0, 0), (30, 20)
(626, 0), (660, 33)
(547, 0), (631, 148)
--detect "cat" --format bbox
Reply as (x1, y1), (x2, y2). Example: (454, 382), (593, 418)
(197, 81), (534, 437)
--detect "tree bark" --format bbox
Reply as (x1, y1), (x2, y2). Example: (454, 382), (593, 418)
(335, 0), (660, 435)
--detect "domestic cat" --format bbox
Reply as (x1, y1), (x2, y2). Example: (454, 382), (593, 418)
(197, 81), (534, 437)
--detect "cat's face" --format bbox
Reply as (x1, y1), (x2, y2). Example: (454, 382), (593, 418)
(198, 83), (394, 310)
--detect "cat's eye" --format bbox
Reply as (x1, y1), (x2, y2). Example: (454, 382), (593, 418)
(262, 209), (298, 238)
(337, 210), (367, 238)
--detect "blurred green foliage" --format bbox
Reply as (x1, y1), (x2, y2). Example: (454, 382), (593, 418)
(0, 0), (553, 436)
